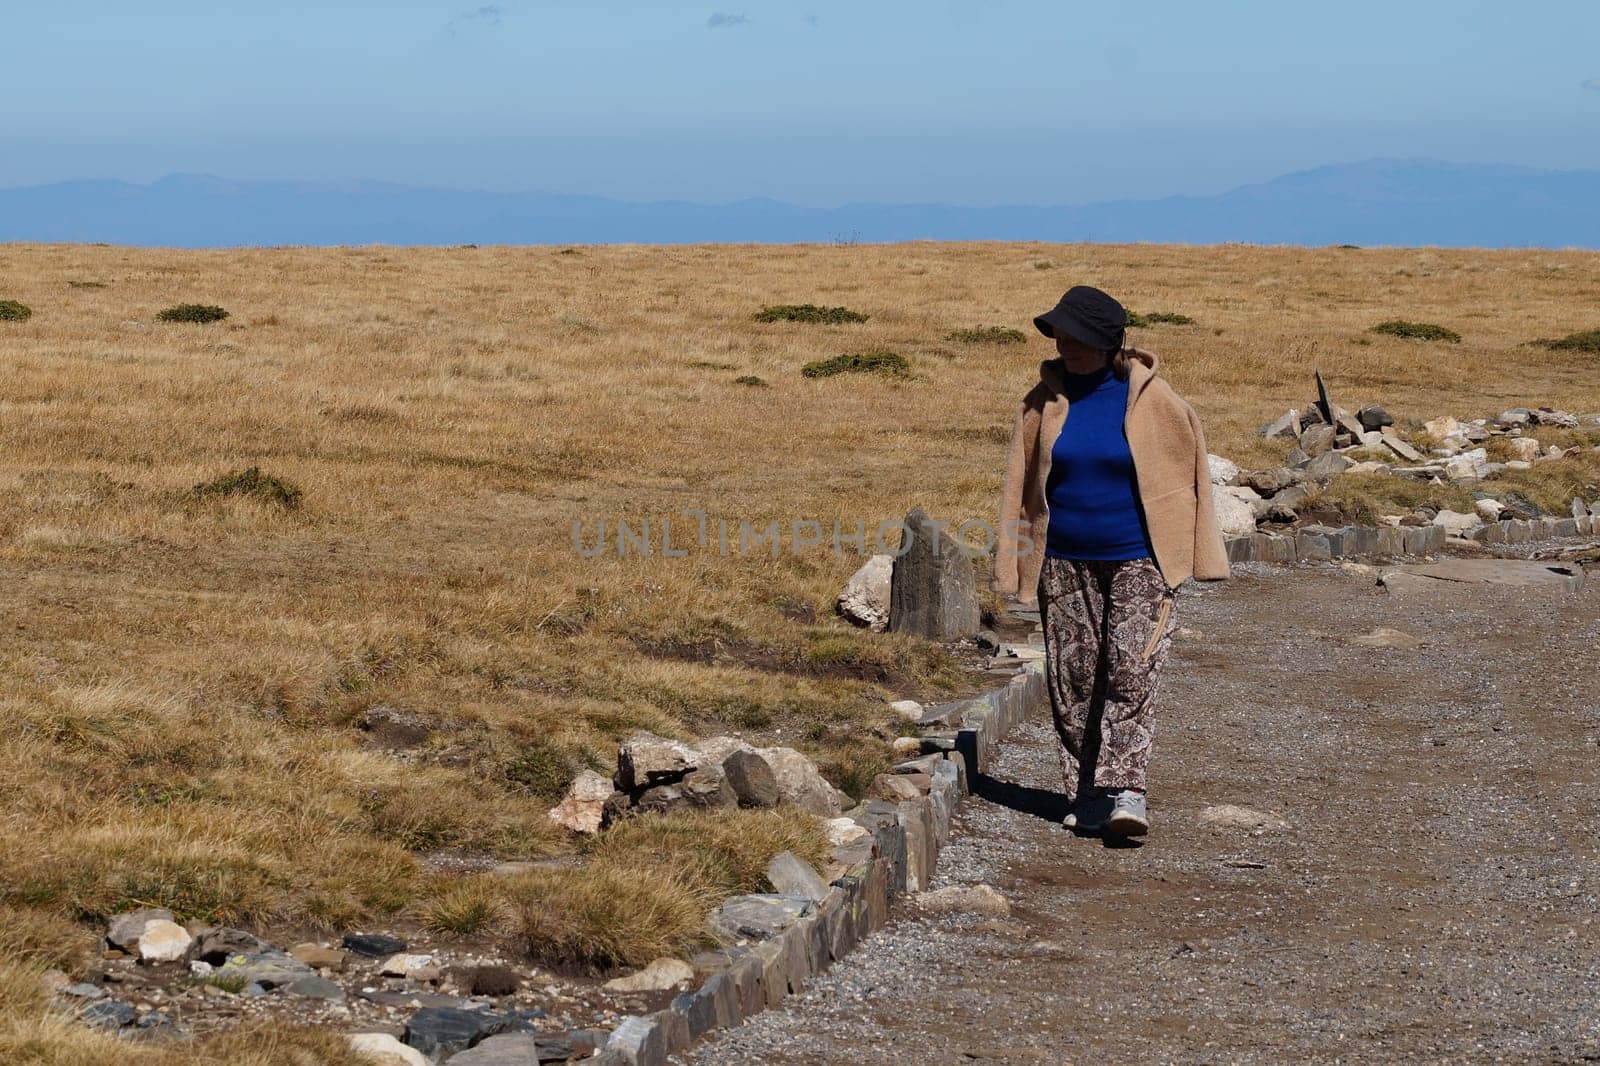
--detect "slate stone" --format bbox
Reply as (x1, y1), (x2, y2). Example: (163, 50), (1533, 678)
(451, 1030), (592, 1064)
(283, 975), (345, 1001)
(1301, 450), (1353, 479)
(765, 851), (830, 902)
(607, 1015), (667, 1066)
(106, 908), (174, 952)
(213, 951), (314, 990)
(190, 927), (270, 963)
(722, 749), (780, 809)
(403, 1007), (517, 1059)
(1225, 536), (1254, 563)
(80, 999), (137, 1030)
(342, 932), (407, 957)
(1357, 404), (1393, 430)
(888, 506), (980, 640)
(706, 894), (813, 943)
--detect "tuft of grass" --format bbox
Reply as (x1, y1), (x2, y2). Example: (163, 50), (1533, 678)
(425, 877), (511, 937)
(801, 350), (910, 379)
(510, 857), (710, 972)
(945, 325), (1027, 345)
(1127, 310), (1195, 327)
(753, 304), (868, 324)
(1370, 320), (1461, 343)
(733, 375), (769, 387)
(157, 303), (230, 324)
(69, 280), (107, 290)
(0, 300), (32, 322)
(1530, 329), (1600, 355)
(503, 737), (579, 800)
(686, 360), (738, 370)
(188, 467), (304, 509)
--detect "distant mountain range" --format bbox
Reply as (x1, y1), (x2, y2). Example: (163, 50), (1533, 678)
(3, 160), (1599, 248)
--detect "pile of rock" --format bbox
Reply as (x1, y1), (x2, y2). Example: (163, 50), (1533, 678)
(548, 734), (851, 834)
(837, 507), (981, 638)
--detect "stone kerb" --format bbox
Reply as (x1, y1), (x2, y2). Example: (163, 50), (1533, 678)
(592, 661), (1047, 1065)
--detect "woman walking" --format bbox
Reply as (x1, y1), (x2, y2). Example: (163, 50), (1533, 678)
(994, 286), (1229, 837)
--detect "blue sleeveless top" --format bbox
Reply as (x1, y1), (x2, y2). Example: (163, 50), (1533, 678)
(1043, 366), (1154, 561)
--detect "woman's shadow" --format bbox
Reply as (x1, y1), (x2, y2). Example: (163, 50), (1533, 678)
(970, 770), (1144, 848)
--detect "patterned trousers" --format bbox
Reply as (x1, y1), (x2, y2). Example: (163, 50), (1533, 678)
(1038, 556), (1176, 800)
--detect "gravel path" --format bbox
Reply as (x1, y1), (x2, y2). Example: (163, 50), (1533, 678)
(689, 562), (1600, 1065)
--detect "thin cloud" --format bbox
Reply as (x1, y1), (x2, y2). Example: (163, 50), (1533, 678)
(707, 12), (751, 29)
(1583, 77), (1600, 93)
(447, 4), (505, 36)
(803, 13), (820, 29)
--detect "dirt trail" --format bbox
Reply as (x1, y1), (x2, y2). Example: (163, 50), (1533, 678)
(690, 563), (1600, 1064)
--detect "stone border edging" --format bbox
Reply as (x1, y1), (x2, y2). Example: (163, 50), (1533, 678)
(590, 661), (1048, 1065)
(1223, 513), (1600, 566)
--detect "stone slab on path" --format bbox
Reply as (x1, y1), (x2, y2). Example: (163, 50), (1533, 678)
(1378, 557), (1585, 594)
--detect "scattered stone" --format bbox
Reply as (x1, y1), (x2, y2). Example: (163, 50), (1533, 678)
(1356, 404), (1393, 430)
(358, 704), (434, 749)
(891, 736), (924, 757)
(446, 1032), (557, 1065)
(633, 762), (737, 814)
(870, 773), (927, 803)
(889, 506), (981, 640)
(80, 999), (138, 1030)
(755, 746), (849, 817)
(63, 981), (106, 999)
(1199, 805), (1291, 833)
(1260, 409), (1300, 439)
(548, 769), (618, 835)
(837, 552), (893, 631)
(1207, 454), (1240, 484)
(284, 974), (346, 1001)
(190, 927), (270, 963)
(403, 1007), (518, 1059)
(289, 943), (349, 971)
(1351, 627), (1424, 649)
(106, 908), (175, 952)
(136, 920), (192, 963)
(1299, 424), (1336, 457)
(825, 817), (872, 848)
(1237, 466), (1304, 496)
(1573, 498), (1590, 518)
(721, 749), (781, 810)
(1301, 450), (1353, 479)
(916, 883), (1012, 917)
(343, 932), (408, 957)
(706, 894), (812, 943)
(1212, 486), (1257, 537)
(1430, 509), (1481, 536)
(615, 732), (697, 793)
(1474, 498), (1505, 520)
(765, 851), (830, 902)
(350, 1032), (430, 1066)
(213, 951), (316, 989)
(380, 953), (436, 978)
(604, 957), (696, 994)
(1379, 559), (1584, 594)
(1378, 428), (1423, 462)
(888, 699), (923, 722)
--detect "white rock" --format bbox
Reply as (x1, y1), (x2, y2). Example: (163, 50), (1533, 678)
(837, 553), (893, 631)
(603, 957), (694, 993)
(1423, 415), (1461, 440)
(1430, 509), (1481, 535)
(189, 960), (213, 978)
(136, 920), (192, 963)
(1212, 485), (1257, 537)
(1199, 804), (1291, 833)
(547, 769), (616, 835)
(1507, 437), (1539, 462)
(1505, 460), (1532, 471)
(1541, 446), (1566, 461)
(1207, 454), (1240, 485)
(1347, 460), (1389, 474)
(350, 1033), (429, 1066)
(379, 953), (435, 977)
(916, 884), (1011, 917)
(1221, 485), (1262, 504)
(756, 746), (849, 817)
(889, 699), (923, 722)
(1475, 498), (1505, 520)
(825, 817), (871, 847)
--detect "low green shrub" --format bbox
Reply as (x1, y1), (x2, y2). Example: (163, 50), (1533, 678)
(801, 350), (910, 378)
(754, 304), (869, 324)
(1127, 310), (1194, 327)
(945, 325), (1027, 344)
(1370, 320), (1460, 343)
(189, 467), (303, 509)
(734, 375), (769, 387)
(1530, 329), (1600, 354)
(157, 303), (230, 324)
(0, 300), (33, 322)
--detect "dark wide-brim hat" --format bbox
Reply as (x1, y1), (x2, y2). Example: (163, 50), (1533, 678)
(1033, 286), (1128, 351)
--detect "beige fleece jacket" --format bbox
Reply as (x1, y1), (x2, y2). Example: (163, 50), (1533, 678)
(993, 347), (1230, 600)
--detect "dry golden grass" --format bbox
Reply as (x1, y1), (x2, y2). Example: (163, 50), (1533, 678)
(1, 240), (1598, 1049)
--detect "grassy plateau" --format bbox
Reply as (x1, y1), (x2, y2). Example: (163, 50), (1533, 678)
(1, 240), (1598, 1060)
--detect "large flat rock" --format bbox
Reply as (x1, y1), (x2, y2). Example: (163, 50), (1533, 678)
(1378, 558), (1585, 594)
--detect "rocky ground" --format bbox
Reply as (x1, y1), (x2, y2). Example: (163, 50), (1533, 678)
(689, 555), (1600, 1065)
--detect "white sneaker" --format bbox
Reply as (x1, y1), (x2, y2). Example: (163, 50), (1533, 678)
(1104, 790), (1149, 837)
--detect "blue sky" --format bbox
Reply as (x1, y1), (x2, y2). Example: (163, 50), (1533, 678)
(4, 0), (1599, 204)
